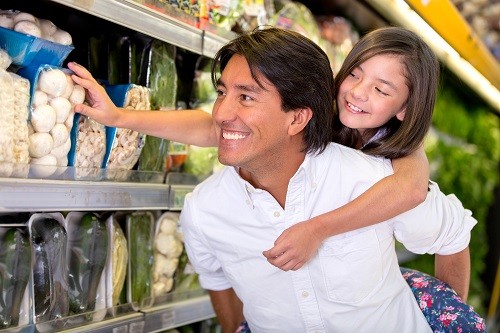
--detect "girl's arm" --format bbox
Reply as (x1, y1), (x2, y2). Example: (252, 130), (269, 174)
(263, 146), (429, 271)
(68, 62), (218, 147)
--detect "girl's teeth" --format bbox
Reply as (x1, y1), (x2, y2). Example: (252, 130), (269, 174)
(348, 102), (363, 112)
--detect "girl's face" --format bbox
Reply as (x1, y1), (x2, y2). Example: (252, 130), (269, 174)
(337, 54), (409, 138)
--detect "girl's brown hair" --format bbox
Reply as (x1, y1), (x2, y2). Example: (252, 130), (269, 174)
(333, 26), (440, 159)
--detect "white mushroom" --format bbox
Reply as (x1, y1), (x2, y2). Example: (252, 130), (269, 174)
(49, 96), (72, 123)
(38, 19), (57, 38)
(69, 85), (86, 104)
(32, 90), (48, 108)
(64, 110), (75, 129)
(38, 69), (67, 97)
(50, 123), (69, 147)
(52, 28), (72, 46)
(30, 104), (56, 133)
(61, 73), (74, 99)
(13, 12), (37, 24)
(30, 154), (57, 166)
(28, 132), (53, 158)
(14, 20), (41, 38)
(50, 137), (71, 160)
(0, 14), (15, 29)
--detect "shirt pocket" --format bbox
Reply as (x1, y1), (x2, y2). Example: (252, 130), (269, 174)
(319, 229), (383, 304)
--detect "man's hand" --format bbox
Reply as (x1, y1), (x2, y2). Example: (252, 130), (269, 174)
(263, 219), (324, 271)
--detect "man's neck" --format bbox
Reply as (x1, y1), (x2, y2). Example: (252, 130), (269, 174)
(238, 152), (306, 208)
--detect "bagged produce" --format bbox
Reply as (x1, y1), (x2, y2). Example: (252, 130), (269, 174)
(0, 67), (15, 177)
(17, 65), (86, 176)
(0, 10), (73, 67)
(126, 211), (155, 310)
(105, 215), (128, 309)
(103, 84), (148, 172)
(29, 213), (69, 329)
(152, 212), (183, 298)
(67, 113), (106, 179)
(65, 212), (108, 322)
(0, 221), (32, 329)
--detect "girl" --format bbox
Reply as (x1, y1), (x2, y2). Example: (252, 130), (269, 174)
(68, 26), (484, 332)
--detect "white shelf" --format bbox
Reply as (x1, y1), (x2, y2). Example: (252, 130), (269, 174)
(47, 0), (237, 57)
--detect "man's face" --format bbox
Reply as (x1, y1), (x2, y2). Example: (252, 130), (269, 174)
(211, 55), (295, 172)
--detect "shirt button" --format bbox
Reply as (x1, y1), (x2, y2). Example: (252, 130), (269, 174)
(246, 199), (251, 205)
(311, 182), (317, 189)
(273, 211), (280, 218)
(301, 291), (309, 298)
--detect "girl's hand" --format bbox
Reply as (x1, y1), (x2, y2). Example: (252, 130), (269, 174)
(263, 219), (324, 271)
(67, 62), (122, 127)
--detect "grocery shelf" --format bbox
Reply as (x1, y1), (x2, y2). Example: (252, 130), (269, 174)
(48, 0), (204, 54)
(142, 294), (215, 332)
(0, 174), (169, 212)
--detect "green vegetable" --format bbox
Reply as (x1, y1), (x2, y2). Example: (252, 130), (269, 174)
(128, 212), (155, 308)
(0, 228), (31, 328)
(31, 217), (69, 323)
(138, 40), (177, 172)
(68, 213), (108, 315)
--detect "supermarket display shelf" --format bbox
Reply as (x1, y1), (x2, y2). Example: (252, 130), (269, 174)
(47, 0), (237, 58)
(0, 176), (170, 212)
(0, 294), (213, 333)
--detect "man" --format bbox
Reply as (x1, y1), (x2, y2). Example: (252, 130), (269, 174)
(177, 27), (475, 332)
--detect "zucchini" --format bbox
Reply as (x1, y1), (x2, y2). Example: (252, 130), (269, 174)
(128, 212), (154, 308)
(68, 213), (108, 314)
(0, 228), (31, 328)
(31, 217), (69, 323)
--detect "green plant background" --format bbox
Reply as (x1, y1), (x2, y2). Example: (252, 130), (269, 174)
(403, 70), (500, 316)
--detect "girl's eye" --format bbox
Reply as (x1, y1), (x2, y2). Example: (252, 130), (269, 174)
(216, 89), (226, 96)
(349, 71), (357, 78)
(375, 87), (389, 96)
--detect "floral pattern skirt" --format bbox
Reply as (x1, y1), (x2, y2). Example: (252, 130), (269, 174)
(235, 268), (487, 333)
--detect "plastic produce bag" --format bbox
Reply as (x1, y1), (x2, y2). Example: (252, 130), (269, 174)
(18, 64), (86, 174)
(138, 40), (177, 173)
(103, 84), (148, 171)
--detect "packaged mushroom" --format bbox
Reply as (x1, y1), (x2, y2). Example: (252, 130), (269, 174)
(18, 65), (85, 176)
(67, 113), (106, 179)
(0, 53), (30, 177)
(102, 84), (148, 171)
(0, 10), (74, 67)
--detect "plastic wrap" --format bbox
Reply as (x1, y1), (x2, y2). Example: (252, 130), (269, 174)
(152, 212), (183, 298)
(65, 212), (108, 322)
(138, 40), (177, 172)
(17, 65), (85, 176)
(103, 84), (148, 171)
(29, 213), (69, 330)
(67, 113), (106, 178)
(0, 221), (32, 329)
(126, 211), (155, 310)
(0, 10), (73, 67)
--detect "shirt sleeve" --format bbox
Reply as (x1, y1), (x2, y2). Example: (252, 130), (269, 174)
(393, 181), (477, 255)
(180, 192), (233, 291)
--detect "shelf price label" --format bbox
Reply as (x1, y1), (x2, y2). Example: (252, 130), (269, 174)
(161, 309), (176, 327)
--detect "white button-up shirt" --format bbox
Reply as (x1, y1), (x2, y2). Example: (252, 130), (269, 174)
(180, 143), (476, 333)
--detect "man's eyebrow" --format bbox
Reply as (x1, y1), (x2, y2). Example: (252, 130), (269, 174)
(216, 78), (264, 93)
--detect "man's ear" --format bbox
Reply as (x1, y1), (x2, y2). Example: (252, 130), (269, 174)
(288, 107), (313, 135)
(396, 108), (406, 121)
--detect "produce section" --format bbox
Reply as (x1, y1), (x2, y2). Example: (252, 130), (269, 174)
(0, 0), (498, 332)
